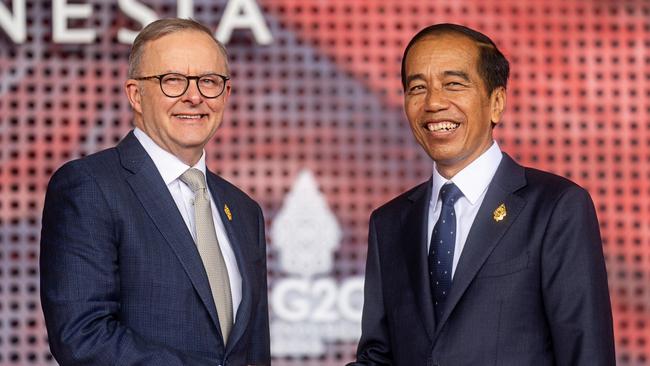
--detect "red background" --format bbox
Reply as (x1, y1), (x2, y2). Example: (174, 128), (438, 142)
(0, 0), (647, 364)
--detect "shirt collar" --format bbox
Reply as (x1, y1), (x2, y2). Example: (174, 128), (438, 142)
(431, 141), (502, 205)
(133, 127), (207, 185)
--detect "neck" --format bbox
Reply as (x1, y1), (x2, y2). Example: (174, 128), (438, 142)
(435, 165), (461, 180)
(176, 151), (201, 167)
(435, 141), (494, 179)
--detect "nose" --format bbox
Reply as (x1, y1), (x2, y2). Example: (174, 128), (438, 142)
(424, 88), (450, 112)
(181, 79), (202, 105)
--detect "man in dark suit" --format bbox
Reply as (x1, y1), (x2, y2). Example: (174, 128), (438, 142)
(40, 18), (270, 365)
(350, 24), (615, 365)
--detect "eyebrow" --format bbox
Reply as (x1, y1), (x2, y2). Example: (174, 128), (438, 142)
(405, 73), (426, 86)
(405, 70), (472, 86)
(443, 70), (471, 82)
(159, 70), (222, 76)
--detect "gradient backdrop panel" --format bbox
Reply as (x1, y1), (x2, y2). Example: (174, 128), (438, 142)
(0, 0), (648, 365)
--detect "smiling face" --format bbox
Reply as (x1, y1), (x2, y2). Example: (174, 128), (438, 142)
(404, 33), (506, 178)
(125, 30), (230, 166)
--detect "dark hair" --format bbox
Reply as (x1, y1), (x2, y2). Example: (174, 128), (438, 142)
(401, 23), (509, 95)
(128, 18), (229, 78)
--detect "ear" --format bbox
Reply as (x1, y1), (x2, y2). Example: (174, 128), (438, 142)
(222, 81), (231, 103)
(489, 87), (506, 126)
(124, 79), (143, 115)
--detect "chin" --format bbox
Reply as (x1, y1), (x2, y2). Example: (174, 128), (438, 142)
(183, 138), (211, 149)
(425, 147), (461, 164)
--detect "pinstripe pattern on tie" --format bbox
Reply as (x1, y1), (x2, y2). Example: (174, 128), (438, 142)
(180, 168), (233, 343)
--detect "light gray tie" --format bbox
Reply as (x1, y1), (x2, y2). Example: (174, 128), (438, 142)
(180, 168), (233, 343)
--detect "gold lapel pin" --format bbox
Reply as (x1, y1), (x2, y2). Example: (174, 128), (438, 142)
(224, 204), (232, 221)
(493, 203), (507, 222)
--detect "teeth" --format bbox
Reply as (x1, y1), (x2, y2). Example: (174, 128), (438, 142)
(426, 121), (459, 132)
(176, 115), (202, 119)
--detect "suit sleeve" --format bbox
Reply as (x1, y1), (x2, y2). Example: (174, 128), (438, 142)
(247, 204), (271, 364)
(541, 186), (616, 366)
(348, 214), (393, 365)
(40, 163), (216, 366)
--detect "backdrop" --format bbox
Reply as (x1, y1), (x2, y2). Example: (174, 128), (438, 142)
(0, 0), (648, 365)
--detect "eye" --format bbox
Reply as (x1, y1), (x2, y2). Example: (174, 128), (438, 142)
(200, 78), (217, 86)
(407, 84), (426, 94)
(445, 81), (466, 90)
(162, 74), (186, 85)
(199, 75), (222, 88)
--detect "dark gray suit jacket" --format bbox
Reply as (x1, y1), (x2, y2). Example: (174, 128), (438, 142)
(41, 131), (270, 365)
(351, 153), (614, 366)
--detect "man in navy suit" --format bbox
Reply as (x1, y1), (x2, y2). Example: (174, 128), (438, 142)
(350, 24), (615, 365)
(40, 19), (270, 365)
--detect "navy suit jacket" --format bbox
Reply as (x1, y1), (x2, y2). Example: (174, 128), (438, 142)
(40, 131), (270, 365)
(351, 153), (615, 366)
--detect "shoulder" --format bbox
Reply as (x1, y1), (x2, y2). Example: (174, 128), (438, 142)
(497, 154), (593, 206)
(523, 166), (578, 189)
(522, 166), (592, 201)
(47, 147), (121, 189)
(371, 180), (429, 221)
(508, 164), (597, 219)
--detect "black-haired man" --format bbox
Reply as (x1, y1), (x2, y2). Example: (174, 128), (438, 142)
(350, 23), (615, 366)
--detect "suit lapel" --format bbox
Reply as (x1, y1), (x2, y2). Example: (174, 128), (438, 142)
(205, 172), (254, 351)
(116, 132), (221, 331)
(402, 179), (436, 340)
(433, 154), (527, 339)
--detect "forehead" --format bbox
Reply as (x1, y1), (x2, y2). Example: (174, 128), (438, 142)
(141, 30), (226, 73)
(405, 33), (480, 75)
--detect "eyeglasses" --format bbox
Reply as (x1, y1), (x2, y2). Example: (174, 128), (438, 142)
(134, 73), (230, 99)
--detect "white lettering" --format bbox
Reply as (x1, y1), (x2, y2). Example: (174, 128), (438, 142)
(311, 279), (338, 321)
(1, 0), (275, 45)
(216, 0), (272, 45)
(0, 0), (26, 43)
(117, 0), (158, 44)
(52, 0), (96, 43)
(177, 0), (193, 18)
(271, 279), (310, 321)
(338, 277), (364, 321)
(270, 277), (364, 356)
(272, 277), (364, 323)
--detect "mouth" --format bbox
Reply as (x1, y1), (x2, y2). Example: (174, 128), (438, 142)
(423, 121), (460, 132)
(173, 113), (208, 120)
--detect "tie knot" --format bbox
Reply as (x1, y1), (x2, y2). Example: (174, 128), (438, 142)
(179, 168), (207, 192)
(439, 183), (463, 206)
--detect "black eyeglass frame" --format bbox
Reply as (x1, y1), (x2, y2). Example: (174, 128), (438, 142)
(134, 73), (230, 99)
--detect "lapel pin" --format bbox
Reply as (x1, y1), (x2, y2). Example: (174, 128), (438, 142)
(493, 203), (507, 222)
(224, 204), (232, 221)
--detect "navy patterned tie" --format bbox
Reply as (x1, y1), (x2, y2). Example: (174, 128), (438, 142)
(429, 183), (463, 322)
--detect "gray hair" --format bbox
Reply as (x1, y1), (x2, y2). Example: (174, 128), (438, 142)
(127, 18), (230, 78)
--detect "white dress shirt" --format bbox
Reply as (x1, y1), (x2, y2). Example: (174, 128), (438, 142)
(427, 141), (503, 279)
(134, 128), (242, 319)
